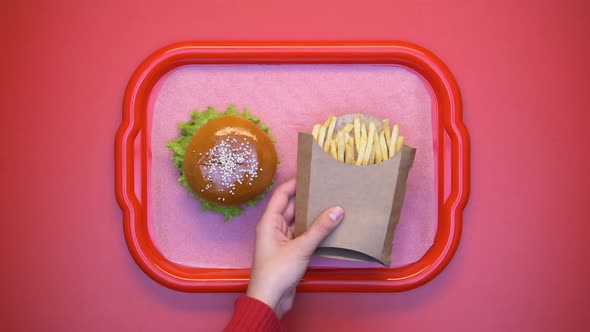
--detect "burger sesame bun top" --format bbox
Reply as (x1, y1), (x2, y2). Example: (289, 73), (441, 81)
(183, 116), (277, 206)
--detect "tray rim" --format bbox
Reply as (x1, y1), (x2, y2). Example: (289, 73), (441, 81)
(115, 41), (470, 292)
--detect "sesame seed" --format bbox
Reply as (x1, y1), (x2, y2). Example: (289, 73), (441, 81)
(199, 135), (260, 192)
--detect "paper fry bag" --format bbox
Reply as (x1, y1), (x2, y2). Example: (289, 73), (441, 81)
(295, 132), (416, 267)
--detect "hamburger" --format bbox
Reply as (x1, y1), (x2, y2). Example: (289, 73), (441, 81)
(167, 105), (277, 221)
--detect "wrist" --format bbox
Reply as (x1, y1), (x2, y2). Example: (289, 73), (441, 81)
(246, 284), (280, 317)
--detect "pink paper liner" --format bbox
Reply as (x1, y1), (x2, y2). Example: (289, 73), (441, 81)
(148, 64), (436, 268)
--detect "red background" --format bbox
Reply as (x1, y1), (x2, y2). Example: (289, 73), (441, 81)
(2, 0), (589, 331)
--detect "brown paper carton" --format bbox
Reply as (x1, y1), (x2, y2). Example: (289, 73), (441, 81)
(295, 132), (416, 267)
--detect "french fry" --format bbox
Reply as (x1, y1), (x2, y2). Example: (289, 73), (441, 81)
(345, 137), (354, 164)
(318, 125), (327, 149)
(312, 124), (321, 141)
(354, 114), (361, 154)
(375, 130), (382, 163)
(369, 131), (377, 165)
(382, 119), (391, 150)
(356, 133), (367, 165)
(341, 123), (354, 135)
(324, 115), (338, 151)
(389, 124), (399, 158)
(322, 116), (332, 151)
(361, 122), (367, 138)
(323, 116), (331, 129)
(362, 122), (376, 165)
(344, 134), (355, 165)
(395, 135), (404, 154)
(379, 131), (388, 160)
(336, 131), (345, 162)
(330, 140), (338, 159)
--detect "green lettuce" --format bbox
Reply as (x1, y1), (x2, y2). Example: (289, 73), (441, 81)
(166, 105), (276, 221)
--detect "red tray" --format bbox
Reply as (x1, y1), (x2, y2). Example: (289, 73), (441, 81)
(115, 41), (470, 292)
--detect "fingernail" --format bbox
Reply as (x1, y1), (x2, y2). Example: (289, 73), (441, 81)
(329, 206), (344, 223)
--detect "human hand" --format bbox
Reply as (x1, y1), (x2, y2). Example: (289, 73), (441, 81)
(246, 178), (344, 318)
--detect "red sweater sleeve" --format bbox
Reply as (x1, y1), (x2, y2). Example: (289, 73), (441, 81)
(224, 296), (284, 332)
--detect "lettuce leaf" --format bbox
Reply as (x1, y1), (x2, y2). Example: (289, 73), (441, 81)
(166, 105), (276, 221)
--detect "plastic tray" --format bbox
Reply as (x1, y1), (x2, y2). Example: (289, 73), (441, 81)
(115, 41), (470, 292)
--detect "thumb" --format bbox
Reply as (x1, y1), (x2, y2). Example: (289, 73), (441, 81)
(294, 206), (344, 255)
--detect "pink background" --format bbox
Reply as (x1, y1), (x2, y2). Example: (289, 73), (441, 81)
(1, 0), (589, 331)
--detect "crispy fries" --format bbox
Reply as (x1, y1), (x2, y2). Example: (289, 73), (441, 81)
(375, 130), (382, 163)
(341, 123), (353, 135)
(336, 131), (345, 162)
(356, 135), (367, 166)
(395, 135), (404, 154)
(382, 119), (391, 149)
(353, 114), (361, 154)
(323, 115), (337, 152)
(362, 122), (376, 165)
(330, 140), (338, 160)
(318, 125), (327, 149)
(356, 123), (368, 165)
(345, 136), (354, 164)
(312, 114), (406, 165)
(312, 124), (321, 141)
(369, 131), (376, 165)
(389, 124), (400, 158)
(379, 131), (388, 160)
